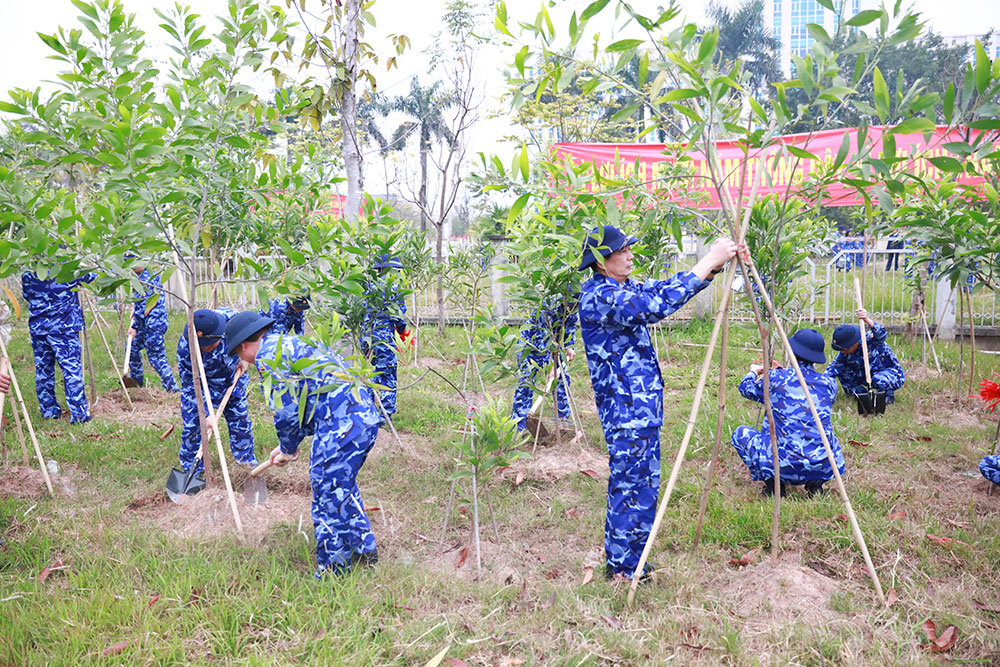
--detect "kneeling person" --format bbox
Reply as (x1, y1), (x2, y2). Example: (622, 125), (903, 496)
(827, 308), (904, 403)
(226, 311), (381, 577)
(731, 329), (845, 496)
(177, 309), (257, 472)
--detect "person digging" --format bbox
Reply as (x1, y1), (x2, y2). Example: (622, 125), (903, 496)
(730, 328), (845, 498)
(226, 311), (382, 578)
(176, 309), (258, 477)
(577, 224), (739, 582)
(826, 308), (905, 404)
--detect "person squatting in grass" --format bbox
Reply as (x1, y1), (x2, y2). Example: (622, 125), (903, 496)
(260, 294), (310, 336)
(361, 254), (407, 425)
(176, 309), (257, 473)
(577, 225), (740, 581)
(128, 263), (180, 392)
(510, 294), (578, 431)
(730, 328), (845, 497)
(22, 270), (95, 423)
(226, 311), (382, 577)
(826, 308), (905, 403)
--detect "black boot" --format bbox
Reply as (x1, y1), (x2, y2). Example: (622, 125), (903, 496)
(761, 480), (787, 497)
(804, 481), (826, 497)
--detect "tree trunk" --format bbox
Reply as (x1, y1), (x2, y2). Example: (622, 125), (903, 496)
(339, 0), (363, 223)
(436, 224), (445, 335)
(419, 135), (429, 233)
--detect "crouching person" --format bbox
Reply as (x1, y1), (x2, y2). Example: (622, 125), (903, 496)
(177, 309), (257, 473)
(827, 308), (904, 403)
(731, 329), (845, 496)
(980, 455), (1000, 487)
(226, 311), (382, 577)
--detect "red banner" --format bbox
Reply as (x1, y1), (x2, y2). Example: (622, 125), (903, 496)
(553, 126), (990, 209)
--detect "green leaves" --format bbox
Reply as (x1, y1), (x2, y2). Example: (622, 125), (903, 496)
(697, 28), (718, 64)
(974, 39), (990, 96)
(607, 39), (643, 53)
(845, 9), (882, 27)
(580, 0), (611, 21)
(872, 66), (890, 122)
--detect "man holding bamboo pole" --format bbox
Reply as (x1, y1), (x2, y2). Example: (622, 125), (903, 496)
(577, 225), (739, 581)
(828, 308), (905, 404)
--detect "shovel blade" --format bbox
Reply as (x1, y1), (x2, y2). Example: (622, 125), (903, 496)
(166, 466), (205, 503)
(122, 375), (138, 388)
(244, 474), (268, 505)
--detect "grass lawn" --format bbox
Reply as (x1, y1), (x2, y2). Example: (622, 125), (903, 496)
(1, 310), (999, 665)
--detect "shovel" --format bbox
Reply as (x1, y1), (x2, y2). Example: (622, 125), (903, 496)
(244, 459), (271, 505)
(166, 450), (206, 502)
(122, 334), (138, 388)
(853, 277), (883, 418)
(164, 366), (245, 503)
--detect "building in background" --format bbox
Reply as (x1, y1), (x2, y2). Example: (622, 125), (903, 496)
(763, 0), (879, 77)
(941, 32), (1000, 60)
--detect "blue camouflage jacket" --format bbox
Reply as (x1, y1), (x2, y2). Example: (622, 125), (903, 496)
(261, 298), (306, 336)
(362, 277), (406, 344)
(256, 332), (380, 455)
(580, 271), (709, 431)
(177, 308), (246, 397)
(738, 366), (844, 473)
(22, 272), (93, 336)
(519, 297), (578, 357)
(132, 269), (169, 334)
(825, 321), (904, 399)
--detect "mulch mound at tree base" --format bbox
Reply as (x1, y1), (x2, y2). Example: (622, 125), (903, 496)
(0, 464), (82, 499)
(503, 443), (607, 483)
(715, 551), (843, 633)
(130, 487), (314, 542)
(91, 386), (179, 430)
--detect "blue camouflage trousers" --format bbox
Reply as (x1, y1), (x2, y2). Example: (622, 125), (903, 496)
(511, 351), (571, 430)
(730, 426), (844, 485)
(178, 382), (256, 472)
(130, 328), (180, 391)
(981, 454), (1000, 485)
(311, 414), (380, 577)
(843, 367), (905, 403)
(29, 331), (90, 423)
(604, 426), (660, 578)
(361, 339), (398, 419)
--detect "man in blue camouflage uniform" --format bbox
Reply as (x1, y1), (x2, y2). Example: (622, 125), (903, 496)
(827, 308), (905, 403)
(510, 296), (578, 430)
(22, 271), (95, 423)
(226, 311), (381, 577)
(578, 225), (738, 581)
(981, 454), (1000, 486)
(260, 295), (309, 336)
(731, 328), (845, 496)
(176, 309), (257, 473)
(361, 254), (406, 423)
(129, 266), (180, 391)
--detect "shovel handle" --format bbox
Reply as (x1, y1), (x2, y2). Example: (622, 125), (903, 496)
(250, 459), (272, 477)
(215, 365), (245, 417)
(122, 335), (134, 376)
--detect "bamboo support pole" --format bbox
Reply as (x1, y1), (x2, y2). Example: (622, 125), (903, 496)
(5, 358), (29, 466)
(746, 263), (886, 605)
(853, 278), (873, 386)
(0, 337), (53, 495)
(85, 296), (134, 410)
(918, 304), (941, 375)
(692, 306), (730, 547)
(79, 293), (96, 406)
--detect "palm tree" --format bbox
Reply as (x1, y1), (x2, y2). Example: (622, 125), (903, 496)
(386, 77), (455, 232)
(704, 0), (781, 94)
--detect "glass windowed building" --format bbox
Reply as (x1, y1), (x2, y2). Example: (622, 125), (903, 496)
(764, 0), (877, 77)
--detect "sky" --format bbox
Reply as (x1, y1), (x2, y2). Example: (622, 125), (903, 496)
(3, 0), (999, 196)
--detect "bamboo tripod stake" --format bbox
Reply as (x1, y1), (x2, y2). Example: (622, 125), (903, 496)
(853, 278), (873, 386)
(0, 337), (53, 495)
(85, 296), (134, 409)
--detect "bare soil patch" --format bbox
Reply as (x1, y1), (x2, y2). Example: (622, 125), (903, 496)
(0, 464), (83, 499)
(91, 386), (179, 430)
(716, 551), (843, 630)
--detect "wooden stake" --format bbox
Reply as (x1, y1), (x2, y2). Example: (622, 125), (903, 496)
(853, 277), (873, 387)
(85, 296), (134, 410)
(693, 304), (730, 547)
(966, 286), (977, 397)
(0, 337), (53, 495)
(4, 358), (29, 466)
(747, 263), (885, 605)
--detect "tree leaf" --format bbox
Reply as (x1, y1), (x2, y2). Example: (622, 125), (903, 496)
(424, 645), (450, 667)
(607, 39), (643, 53)
(580, 0), (610, 21)
(519, 142), (529, 182)
(975, 39), (990, 96)
(102, 640), (130, 657)
(845, 9), (882, 26)
(698, 29), (718, 63)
